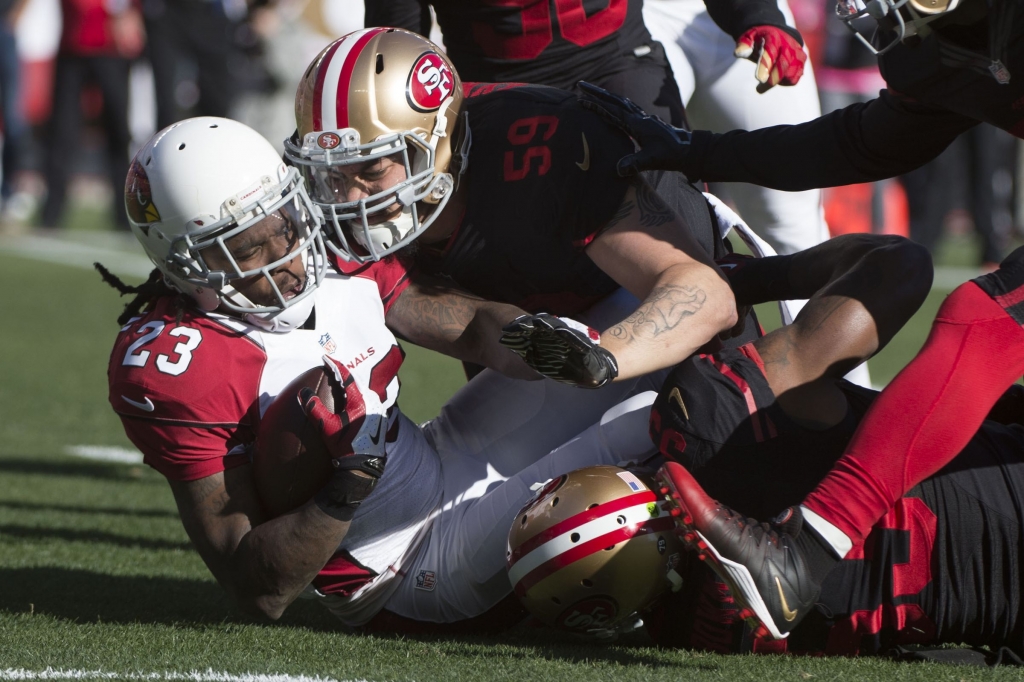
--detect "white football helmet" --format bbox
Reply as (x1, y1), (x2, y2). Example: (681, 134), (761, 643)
(126, 117), (328, 332)
(285, 27), (467, 263)
(836, 0), (965, 54)
(507, 466), (684, 638)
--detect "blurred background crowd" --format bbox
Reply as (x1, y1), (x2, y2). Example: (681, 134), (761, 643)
(0, 0), (1018, 268)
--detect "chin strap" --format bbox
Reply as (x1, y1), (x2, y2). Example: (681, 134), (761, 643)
(451, 111), (472, 192)
(431, 97), (452, 144)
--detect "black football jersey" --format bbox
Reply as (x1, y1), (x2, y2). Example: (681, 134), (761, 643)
(648, 342), (1024, 657)
(366, 0), (796, 92)
(430, 0), (651, 89)
(414, 84), (721, 316)
(800, 426), (1024, 657)
(973, 245), (1024, 326)
(414, 84), (628, 314)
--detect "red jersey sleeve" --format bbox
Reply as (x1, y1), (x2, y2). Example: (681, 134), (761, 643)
(118, 417), (253, 481)
(107, 299), (266, 482)
(331, 252), (412, 314)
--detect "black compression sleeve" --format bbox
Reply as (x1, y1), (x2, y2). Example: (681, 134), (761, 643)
(685, 91), (978, 189)
(727, 255), (795, 306)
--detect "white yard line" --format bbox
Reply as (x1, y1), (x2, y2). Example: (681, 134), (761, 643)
(0, 670), (360, 682)
(0, 233), (153, 277)
(0, 229), (985, 291)
(932, 265), (983, 290)
(65, 445), (144, 465)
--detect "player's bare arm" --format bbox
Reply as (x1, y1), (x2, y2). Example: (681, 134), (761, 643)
(748, 234), (933, 428)
(167, 465), (350, 620)
(586, 180), (738, 380)
(385, 277), (541, 381)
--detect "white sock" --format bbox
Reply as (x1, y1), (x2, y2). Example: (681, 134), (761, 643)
(800, 505), (853, 559)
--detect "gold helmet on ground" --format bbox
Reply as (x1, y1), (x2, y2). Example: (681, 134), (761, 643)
(286, 27), (465, 262)
(507, 466), (685, 637)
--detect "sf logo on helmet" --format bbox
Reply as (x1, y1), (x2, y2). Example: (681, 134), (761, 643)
(408, 52), (453, 112)
(555, 597), (619, 632)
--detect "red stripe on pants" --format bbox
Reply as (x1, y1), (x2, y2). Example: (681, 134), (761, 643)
(803, 281), (1024, 547)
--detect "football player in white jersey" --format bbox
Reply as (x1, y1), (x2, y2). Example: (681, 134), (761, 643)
(105, 117), (663, 626)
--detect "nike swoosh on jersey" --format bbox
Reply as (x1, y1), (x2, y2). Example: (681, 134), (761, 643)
(576, 132), (590, 171)
(718, 263), (738, 270)
(669, 387), (690, 420)
(121, 395), (155, 412)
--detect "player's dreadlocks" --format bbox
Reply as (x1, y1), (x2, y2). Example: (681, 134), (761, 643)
(94, 263), (189, 325)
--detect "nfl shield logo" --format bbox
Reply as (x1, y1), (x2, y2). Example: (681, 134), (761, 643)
(415, 570), (436, 591)
(318, 333), (337, 355)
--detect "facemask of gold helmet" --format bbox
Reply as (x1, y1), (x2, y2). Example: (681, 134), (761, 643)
(507, 466), (685, 638)
(836, 0), (968, 55)
(285, 27), (467, 263)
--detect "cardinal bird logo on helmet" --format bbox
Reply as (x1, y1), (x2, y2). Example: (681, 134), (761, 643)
(408, 52), (453, 112)
(125, 158), (161, 225)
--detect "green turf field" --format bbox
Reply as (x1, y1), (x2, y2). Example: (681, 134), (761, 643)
(0, 235), (1016, 681)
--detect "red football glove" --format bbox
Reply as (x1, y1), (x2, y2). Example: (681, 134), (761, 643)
(299, 355), (387, 461)
(300, 356), (387, 522)
(734, 25), (806, 92)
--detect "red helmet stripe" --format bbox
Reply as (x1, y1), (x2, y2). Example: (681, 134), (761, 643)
(513, 516), (677, 596)
(335, 27), (388, 129)
(511, 490), (657, 563)
(312, 39), (344, 132)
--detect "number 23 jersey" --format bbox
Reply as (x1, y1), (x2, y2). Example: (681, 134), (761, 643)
(107, 268), (408, 482)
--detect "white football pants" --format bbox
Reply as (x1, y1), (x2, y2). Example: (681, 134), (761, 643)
(387, 389), (660, 622)
(644, 0), (830, 256)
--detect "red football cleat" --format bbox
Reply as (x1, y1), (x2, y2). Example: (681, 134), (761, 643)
(656, 461), (821, 639)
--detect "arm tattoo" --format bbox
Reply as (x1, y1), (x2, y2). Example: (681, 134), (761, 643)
(603, 200), (634, 232)
(391, 284), (479, 341)
(170, 474), (235, 531)
(756, 297), (851, 374)
(606, 285), (706, 343)
(634, 181), (674, 228)
(180, 474), (230, 512)
(756, 328), (797, 368)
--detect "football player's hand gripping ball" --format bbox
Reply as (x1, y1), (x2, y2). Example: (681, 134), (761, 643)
(500, 313), (619, 389)
(576, 81), (693, 178)
(734, 25), (806, 92)
(300, 356), (387, 521)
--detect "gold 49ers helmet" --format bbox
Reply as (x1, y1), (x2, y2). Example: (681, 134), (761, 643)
(507, 466), (685, 637)
(285, 28), (466, 263)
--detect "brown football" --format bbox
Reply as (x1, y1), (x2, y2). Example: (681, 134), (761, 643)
(253, 366), (339, 518)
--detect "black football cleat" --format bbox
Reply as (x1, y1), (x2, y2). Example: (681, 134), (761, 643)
(656, 461), (820, 640)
